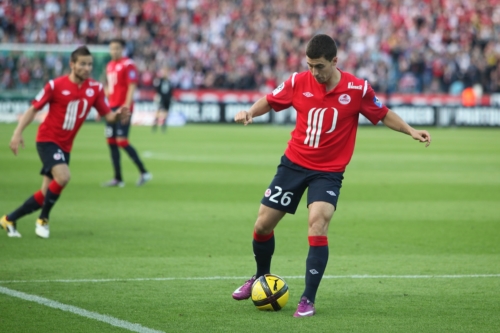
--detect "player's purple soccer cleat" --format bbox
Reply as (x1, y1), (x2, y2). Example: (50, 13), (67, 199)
(293, 296), (316, 317)
(232, 276), (256, 300)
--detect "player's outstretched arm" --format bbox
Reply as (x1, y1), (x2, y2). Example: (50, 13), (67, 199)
(381, 109), (431, 147)
(10, 105), (37, 155)
(103, 106), (130, 125)
(234, 97), (272, 126)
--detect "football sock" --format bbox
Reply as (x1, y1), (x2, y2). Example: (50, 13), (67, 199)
(118, 140), (147, 174)
(7, 190), (45, 221)
(302, 236), (329, 304)
(253, 230), (275, 278)
(39, 181), (64, 220)
(152, 118), (158, 132)
(108, 139), (122, 181)
(161, 117), (167, 132)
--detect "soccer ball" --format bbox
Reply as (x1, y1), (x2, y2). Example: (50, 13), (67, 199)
(251, 274), (289, 311)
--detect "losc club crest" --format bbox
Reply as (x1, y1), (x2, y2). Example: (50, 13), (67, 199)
(338, 94), (351, 105)
(53, 152), (62, 160)
(265, 189), (272, 197)
(86, 88), (94, 97)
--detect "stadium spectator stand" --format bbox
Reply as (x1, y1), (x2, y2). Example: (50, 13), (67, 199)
(1, 0), (499, 94)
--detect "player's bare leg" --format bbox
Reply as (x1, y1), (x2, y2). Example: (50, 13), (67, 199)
(36, 164), (71, 238)
(233, 205), (286, 300)
(294, 201), (335, 317)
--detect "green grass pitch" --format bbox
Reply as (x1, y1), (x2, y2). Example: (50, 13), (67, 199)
(0, 122), (499, 333)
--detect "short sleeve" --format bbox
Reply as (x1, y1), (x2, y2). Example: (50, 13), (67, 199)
(266, 73), (295, 112)
(32, 81), (54, 111)
(93, 87), (112, 116)
(360, 81), (389, 125)
(125, 62), (138, 84)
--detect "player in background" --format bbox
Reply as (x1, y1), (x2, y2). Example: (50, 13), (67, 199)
(1, 46), (130, 239)
(152, 67), (173, 133)
(232, 35), (431, 317)
(103, 38), (151, 187)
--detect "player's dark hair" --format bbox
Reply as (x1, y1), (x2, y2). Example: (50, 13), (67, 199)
(306, 34), (337, 61)
(109, 38), (126, 47)
(70, 46), (92, 63)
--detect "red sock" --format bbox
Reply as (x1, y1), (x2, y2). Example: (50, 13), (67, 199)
(253, 230), (274, 242)
(308, 235), (328, 247)
(33, 190), (45, 206)
(48, 180), (64, 195)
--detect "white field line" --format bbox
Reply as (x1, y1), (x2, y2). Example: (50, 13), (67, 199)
(0, 274), (499, 284)
(0, 286), (165, 333)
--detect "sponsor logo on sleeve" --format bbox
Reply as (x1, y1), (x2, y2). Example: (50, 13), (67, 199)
(348, 82), (363, 90)
(129, 70), (136, 79)
(272, 82), (285, 96)
(338, 94), (351, 105)
(373, 96), (382, 108)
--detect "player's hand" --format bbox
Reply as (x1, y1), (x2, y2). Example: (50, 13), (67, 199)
(10, 133), (24, 156)
(234, 111), (253, 126)
(410, 129), (432, 147)
(116, 106), (131, 125)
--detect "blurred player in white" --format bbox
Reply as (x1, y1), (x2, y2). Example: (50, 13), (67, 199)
(1, 46), (129, 238)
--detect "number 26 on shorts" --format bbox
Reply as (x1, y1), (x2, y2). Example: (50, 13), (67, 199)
(267, 186), (293, 206)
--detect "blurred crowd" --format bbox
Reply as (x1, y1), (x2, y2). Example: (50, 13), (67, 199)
(1, 0), (500, 95)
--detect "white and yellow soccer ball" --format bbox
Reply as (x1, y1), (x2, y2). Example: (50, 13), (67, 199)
(251, 274), (289, 311)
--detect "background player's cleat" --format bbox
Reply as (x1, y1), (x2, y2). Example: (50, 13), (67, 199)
(232, 276), (256, 300)
(35, 218), (50, 238)
(102, 179), (125, 187)
(136, 172), (152, 186)
(1, 215), (21, 237)
(293, 296), (316, 317)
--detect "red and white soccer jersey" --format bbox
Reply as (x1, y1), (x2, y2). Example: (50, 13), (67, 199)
(33, 76), (112, 152)
(266, 69), (389, 172)
(106, 57), (138, 110)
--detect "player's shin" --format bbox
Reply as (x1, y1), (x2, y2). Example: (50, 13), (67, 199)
(302, 236), (329, 303)
(39, 180), (65, 220)
(253, 230), (275, 278)
(108, 138), (122, 181)
(118, 140), (147, 174)
(6, 190), (45, 221)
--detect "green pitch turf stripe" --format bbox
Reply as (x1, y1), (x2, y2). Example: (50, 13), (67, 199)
(0, 286), (165, 333)
(1, 274), (499, 284)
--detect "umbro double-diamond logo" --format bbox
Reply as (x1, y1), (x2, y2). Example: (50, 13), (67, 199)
(326, 191), (336, 196)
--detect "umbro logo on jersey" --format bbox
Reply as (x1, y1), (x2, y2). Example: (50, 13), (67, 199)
(326, 191), (336, 196)
(62, 90), (71, 95)
(303, 92), (314, 97)
(348, 82), (363, 90)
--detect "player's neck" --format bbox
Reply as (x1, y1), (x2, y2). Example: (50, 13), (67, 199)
(324, 68), (341, 92)
(69, 73), (85, 86)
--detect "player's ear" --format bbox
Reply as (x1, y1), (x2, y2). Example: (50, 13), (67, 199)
(331, 57), (338, 67)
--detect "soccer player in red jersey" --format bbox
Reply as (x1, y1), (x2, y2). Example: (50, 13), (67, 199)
(1, 46), (130, 239)
(231, 35), (432, 317)
(103, 38), (151, 187)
